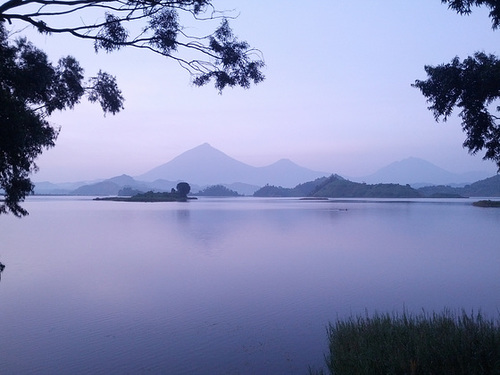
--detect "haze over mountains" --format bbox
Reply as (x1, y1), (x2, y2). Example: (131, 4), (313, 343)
(33, 143), (496, 196)
(137, 143), (327, 187)
(352, 157), (493, 187)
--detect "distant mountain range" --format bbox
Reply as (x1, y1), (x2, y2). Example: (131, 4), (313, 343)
(137, 143), (328, 187)
(33, 143), (497, 196)
(352, 157), (492, 187)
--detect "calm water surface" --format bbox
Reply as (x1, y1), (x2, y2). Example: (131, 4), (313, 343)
(1, 197), (500, 374)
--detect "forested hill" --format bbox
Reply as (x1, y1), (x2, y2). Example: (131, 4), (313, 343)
(311, 176), (421, 198)
(252, 177), (330, 197)
(193, 185), (241, 197)
(417, 175), (500, 197)
(254, 175), (421, 198)
(254, 174), (500, 198)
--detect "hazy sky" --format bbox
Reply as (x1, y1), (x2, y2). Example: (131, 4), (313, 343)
(15, 0), (500, 182)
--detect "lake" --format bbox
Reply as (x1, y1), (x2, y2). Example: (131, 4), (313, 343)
(1, 196), (499, 374)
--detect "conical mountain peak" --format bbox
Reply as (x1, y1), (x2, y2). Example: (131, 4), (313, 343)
(137, 144), (328, 187)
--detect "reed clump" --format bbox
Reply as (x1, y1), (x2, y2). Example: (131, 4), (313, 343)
(322, 310), (500, 375)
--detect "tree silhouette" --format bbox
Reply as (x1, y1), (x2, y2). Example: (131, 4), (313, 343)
(0, 0), (264, 91)
(0, 1), (264, 216)
(176, 182), (191, 198)
(413, 1), (500, 170)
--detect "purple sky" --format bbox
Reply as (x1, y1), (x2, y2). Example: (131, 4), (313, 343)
(11, 0), (499, 182)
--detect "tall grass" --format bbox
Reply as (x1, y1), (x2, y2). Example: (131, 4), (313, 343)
(317, 310), (500, 375)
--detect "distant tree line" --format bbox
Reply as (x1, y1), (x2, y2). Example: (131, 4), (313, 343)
(97, 182), (192, 202)
(194, 185), (241, 197)
(253, 174), (500, 199)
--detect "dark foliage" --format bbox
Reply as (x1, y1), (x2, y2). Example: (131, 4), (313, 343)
(253, 177), (330, 197)
(253, 184), (294, 197)
(176, 182), (191, 198)
(0, 25), (123, 216)
(324, 310), (500, 375)
(96, 187), (195, 202)
(129, 191), (178, 202)
(0, 0), (264, 92)
(311, 176), (421, 198)
(418, 174), (500, 197)
(195, 184), (240, 196)
(415, 1), (500, 170)
(413, 53), (500, 169)
(291, 176), (330, 196)
(473, 199), (500, 206)
(442, 0), (500, 29)
(253, 175), (422, 199)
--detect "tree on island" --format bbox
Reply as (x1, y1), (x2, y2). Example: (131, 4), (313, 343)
(97, 183), (193, 202)
(176, 182), (191, 199)
(413, 1), (500, 170)
(0, 1), (264, 216)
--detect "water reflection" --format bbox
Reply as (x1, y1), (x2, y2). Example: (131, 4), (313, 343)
(0, 197), (499, 374)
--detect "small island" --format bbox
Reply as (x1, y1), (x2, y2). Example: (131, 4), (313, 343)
(472, 200), (500, 207)
(94, 182), (195, 202)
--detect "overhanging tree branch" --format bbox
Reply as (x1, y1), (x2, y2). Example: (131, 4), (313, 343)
(414, 2), (500, 171)
(0, 0), (264, 90)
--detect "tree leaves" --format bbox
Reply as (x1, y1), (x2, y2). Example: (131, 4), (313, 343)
(193, 19), (265, 92)
(414, 2), (500, 170)
(0, 90), (57, 216)
(0, 25), (124, 216)
(0, 1), (265, 91)
(87, 71), (124, 115)
(95, 13), (129, 53)
(413, 52), (500, 169)
(442, 0), (500, 29)
(148, 8), (179, 54)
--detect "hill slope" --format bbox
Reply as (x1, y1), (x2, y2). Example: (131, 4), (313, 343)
(254, 175), (421, 198)
(356, 157), (492, 186)
(418, 175), (500, 197)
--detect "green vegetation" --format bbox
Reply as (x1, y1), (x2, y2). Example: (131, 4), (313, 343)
(311, 310), (500, 375)
(95, 191), (195, 202)
(253, 184), (294, 197)
(254, 174), (500, 199)
(96, 182), (193, 202)
(311, 176), (420, 198)
(472, 200), (500, 207)
(414, 1), (500, 170)
(0, 22), (123, 216)
(194, 185), (241, 197)
(253, 177), (332, 197)
(175, 182), (191, 199)
(254, 175), (421, 198)
(418, 175), (500, 197)
(96, 191), (176, 202)
(128, 191), (180, 202)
